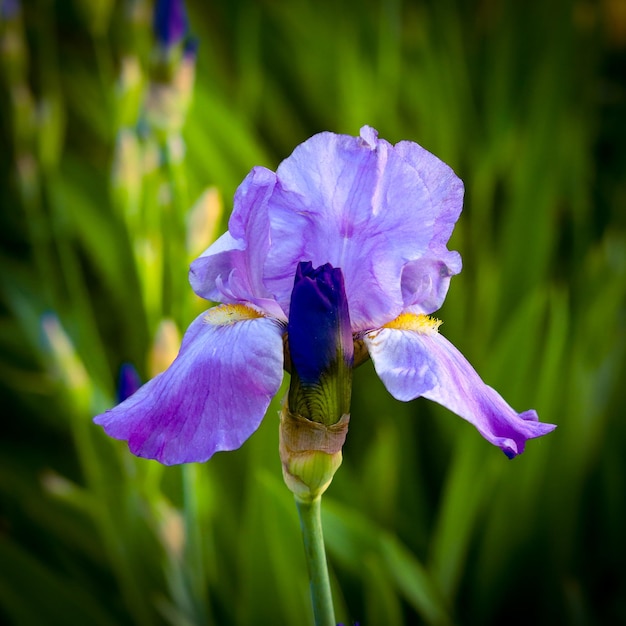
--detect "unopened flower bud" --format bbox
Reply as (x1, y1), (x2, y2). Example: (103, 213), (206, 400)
(117, 363), (142, 402)
(287, 262), (353, 426)
(111, 129), (142, 222)
(281, 262), (354, 500)
(153, 0), (188, 52)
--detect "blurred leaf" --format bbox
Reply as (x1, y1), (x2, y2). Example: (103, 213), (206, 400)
(0, 538), (114, 626)
(324, 499), (452, 625)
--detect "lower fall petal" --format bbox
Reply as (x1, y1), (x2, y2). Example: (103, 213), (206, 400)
(364, 323), (556, 458)
(94, 309), (284, 464)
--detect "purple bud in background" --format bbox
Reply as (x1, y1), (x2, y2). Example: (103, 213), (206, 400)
(1, 0), (20, 19)
(153, 0), (188, 50)
(117, 363), (142, 403)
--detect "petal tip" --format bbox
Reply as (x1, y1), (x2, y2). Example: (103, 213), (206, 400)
(503, 447), (518, 460)
(359, 125), (378, 148)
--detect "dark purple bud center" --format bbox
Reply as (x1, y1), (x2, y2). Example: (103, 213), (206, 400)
(287, 261), (353, 424)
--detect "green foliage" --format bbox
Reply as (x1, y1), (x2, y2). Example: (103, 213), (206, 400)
(1, 0), (625, 624)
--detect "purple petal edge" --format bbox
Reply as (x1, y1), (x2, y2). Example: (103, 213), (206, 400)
(94, 311), (284, 465)
(364, 327), (556, 458)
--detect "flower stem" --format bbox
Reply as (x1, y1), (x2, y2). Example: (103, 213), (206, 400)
(295, 495), (336, 626)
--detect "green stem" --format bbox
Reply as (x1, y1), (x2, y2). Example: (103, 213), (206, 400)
(182, 464), (210, 623)
(295, 496), (336, 626)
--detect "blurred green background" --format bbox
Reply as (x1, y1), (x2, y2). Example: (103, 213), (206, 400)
(1, 0), (625, 624)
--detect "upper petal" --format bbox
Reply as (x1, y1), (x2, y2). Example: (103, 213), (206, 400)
(189, 167), (284, 318)
(263, 126), (464, 329)
(188, 127), (464, 327)
(393, 138), (464, 250)
(400, 249), (462, 314)
(364, 325), (556, 458)
(94, 309), (285, 464)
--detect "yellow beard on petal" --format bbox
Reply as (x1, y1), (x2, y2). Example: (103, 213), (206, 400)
(382, 312), (442, 335)
(204, 304), (265, 326)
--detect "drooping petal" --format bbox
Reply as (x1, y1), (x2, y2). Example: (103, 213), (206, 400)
(94, 308), (285, 464)
(263, 126), (464, 329)
(189, 167), (284, 318)
(364, 323), (556, 458)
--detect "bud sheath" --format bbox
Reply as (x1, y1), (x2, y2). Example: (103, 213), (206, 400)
(279, 402), (350, 503)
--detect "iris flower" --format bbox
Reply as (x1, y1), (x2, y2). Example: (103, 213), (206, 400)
(94, 126), (555, 464)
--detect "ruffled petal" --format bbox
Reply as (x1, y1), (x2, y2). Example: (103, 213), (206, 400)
(263, 126), (464, 330)
(393, 139), (465, 249)
(400, 249), (462, 314)
(364, 326), (556, 458)
(94, 310), (285, 464)
(189, 167), (284, 318)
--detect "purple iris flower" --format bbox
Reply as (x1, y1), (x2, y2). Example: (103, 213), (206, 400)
(94, 126), (556, 464)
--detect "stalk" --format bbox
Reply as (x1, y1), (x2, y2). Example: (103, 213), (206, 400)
(295, 496), (336, 626)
